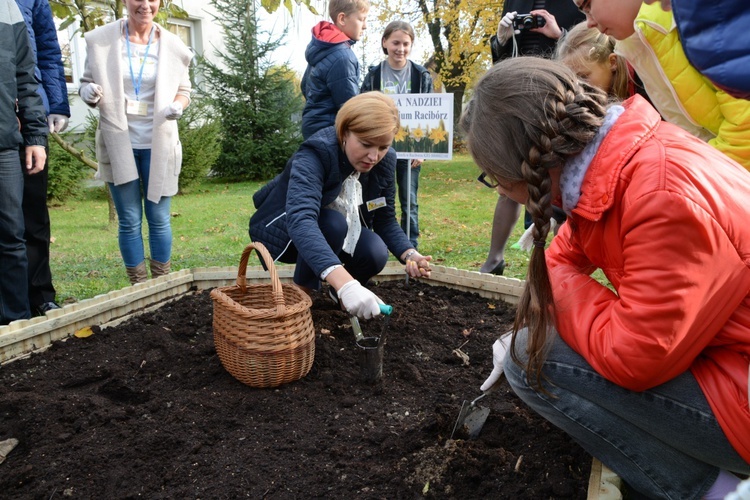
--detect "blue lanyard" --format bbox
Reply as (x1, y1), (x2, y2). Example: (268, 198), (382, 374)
(125, 22), (155, 101)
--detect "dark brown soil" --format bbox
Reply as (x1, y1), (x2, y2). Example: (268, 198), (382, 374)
(0, 280), (591, 499)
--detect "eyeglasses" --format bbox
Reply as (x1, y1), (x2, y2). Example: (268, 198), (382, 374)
(576, 0), (591, 14)
(477, 172), (499, 189)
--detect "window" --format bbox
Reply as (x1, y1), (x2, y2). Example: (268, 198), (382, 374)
(56, 19), (86, 89)
(167, 20), (194, 50)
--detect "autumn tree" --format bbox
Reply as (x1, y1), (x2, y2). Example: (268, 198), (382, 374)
(374, 0), (501, 137)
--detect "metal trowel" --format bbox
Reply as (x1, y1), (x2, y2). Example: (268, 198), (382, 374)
(450, 374), (505, 440)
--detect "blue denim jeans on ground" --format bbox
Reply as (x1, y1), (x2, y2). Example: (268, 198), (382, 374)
(396, 159), (419, 248)
(278, 209), (389, 290)
(504, 327), (750, 500)
(0, 149), (30, 323)
(108, 149), (172, 268)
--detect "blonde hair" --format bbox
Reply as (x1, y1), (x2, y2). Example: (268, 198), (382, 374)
(328, 0), (369, 20)
(555, 22), (631, 99)
(336, 92), (400, 143)
(381, 20), (415, 55)
(460, 57), (608, 388)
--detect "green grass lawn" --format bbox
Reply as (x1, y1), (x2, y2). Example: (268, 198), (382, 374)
(49, 153), (534, 304)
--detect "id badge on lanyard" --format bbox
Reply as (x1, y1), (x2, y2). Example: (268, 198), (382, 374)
(125, 22), (154, 117)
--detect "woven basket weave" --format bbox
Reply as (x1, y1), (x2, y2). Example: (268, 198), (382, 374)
(210, 242), (315, 388)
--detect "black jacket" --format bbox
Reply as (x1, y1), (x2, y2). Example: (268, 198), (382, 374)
(360, 60), (433, 94)
(489, 0), (585, 63)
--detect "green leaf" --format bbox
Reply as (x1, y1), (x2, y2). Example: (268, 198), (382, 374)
(58, 17), (75, 31)
(261, 0), (281, 13)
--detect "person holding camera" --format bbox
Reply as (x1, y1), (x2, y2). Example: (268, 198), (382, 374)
(480, 1), (584, 276)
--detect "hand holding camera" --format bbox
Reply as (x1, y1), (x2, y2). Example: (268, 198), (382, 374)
(512, 13), (546, 32)
(497, 11), (518, 44)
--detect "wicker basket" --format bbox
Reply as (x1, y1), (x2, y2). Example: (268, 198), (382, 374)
(210, 242), (315, 388)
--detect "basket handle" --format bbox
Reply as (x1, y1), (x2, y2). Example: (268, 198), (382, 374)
(237, 242), (285, 309)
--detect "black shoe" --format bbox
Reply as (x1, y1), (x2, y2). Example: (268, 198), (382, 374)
(489, 260), (506, 276)
(37, 301), (61, 315)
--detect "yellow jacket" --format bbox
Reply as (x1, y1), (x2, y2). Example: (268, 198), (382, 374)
(615, 3), (750, 170)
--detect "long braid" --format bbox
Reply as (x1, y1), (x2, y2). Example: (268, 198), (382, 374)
(460, 57), (610, 388)
(510, 74), (608, 389)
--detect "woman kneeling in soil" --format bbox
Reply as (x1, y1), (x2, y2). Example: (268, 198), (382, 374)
(249, 92), (431, 319)
(462, 57), (750, 499)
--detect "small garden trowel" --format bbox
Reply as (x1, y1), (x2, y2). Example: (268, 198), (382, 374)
(450, 374), (505, 440)
(350, 304), (393, 342)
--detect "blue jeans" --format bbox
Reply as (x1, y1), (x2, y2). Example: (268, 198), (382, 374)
(108, 149), (172, 267)
(278, 209), (389, 290)
(396, 159), (419, 248)
(0, 149), (30, 323)
(504, 328), (750, 499)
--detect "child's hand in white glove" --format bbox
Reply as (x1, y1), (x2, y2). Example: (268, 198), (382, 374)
(480, 333), (512, 392)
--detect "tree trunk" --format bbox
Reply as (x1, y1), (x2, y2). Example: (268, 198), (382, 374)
(50, 132), (117, 225)
(444, 84), (466, 143)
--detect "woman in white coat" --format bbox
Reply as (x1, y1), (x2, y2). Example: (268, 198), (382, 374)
(79, 0), (191, 284)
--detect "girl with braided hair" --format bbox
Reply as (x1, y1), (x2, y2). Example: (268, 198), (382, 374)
(462, 56), (750, 499)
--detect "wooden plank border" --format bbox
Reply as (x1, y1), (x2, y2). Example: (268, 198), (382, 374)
(0, 263), (523, 364)
(0, 270), (193, 364)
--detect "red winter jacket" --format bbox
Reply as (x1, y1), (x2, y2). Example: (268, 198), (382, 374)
(547, 95), (750, 463)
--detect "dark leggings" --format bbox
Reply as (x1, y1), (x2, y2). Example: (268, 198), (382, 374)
(281, 209), (389, 289)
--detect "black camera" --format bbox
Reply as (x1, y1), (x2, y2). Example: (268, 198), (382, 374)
(512, 14), (546, 31)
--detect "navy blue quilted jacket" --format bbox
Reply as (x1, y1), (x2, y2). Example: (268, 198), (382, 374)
(673, 0), (750, 100)
(249, 127), (412, 278)
(300, 21), (359, 139)
(15, 0), (70, 116)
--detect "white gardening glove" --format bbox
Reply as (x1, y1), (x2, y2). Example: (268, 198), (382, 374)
(47, 114), (69, 133)
(80, 83), (103, 105)
(165, 101), (184, 120)
(497, 11), (519, 44)
(480, 333), (512, 392)
(337, 280), (384, 320)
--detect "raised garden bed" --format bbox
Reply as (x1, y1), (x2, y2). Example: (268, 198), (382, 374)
(0, 265), (608, 498)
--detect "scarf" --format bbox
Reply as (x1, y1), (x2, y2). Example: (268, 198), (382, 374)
(327, 171), (362, 255)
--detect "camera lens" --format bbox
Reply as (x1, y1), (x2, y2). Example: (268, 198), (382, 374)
(523, 16), (534, 28)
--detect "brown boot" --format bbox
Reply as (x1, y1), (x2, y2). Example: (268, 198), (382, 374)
(126, 261), (148, 285)
(149, 259), (171, 278)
